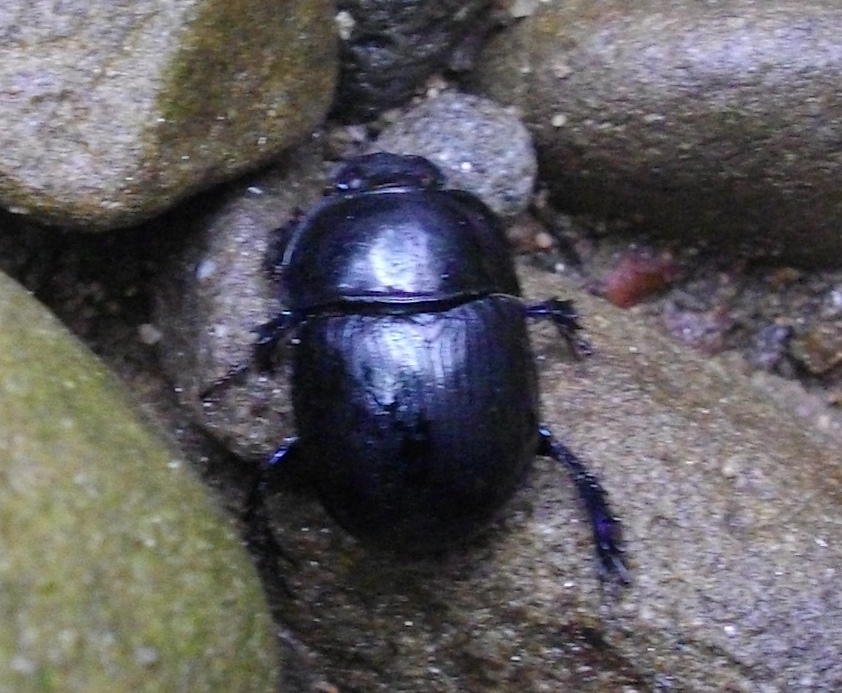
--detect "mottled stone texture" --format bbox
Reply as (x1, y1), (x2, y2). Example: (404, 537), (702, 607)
(475, 0), (842, 265)
(0, 0), (336, 229)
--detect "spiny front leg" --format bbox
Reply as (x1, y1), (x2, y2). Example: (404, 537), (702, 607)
(526, 298), (593, 357)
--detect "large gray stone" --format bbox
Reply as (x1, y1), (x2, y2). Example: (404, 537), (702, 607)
(152, 152), (842, 688)
(0, 271), (278, 692)
(0, 0), (336, 229)
(473, 0), (842, 265)
(248, 273), (842, 690)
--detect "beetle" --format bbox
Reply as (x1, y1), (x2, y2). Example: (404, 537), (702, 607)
(224, 152), (628, 581)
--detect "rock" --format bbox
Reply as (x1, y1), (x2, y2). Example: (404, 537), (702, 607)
(375, 90), (537, 218)
(152, 147), (842, 688)
(0, 0), (336, 229)
(472, 0), (842, 266)
(332, 0), (492, 120)
(214, 265), (842, 690)
(153, 147), (325, 460)
(0, 271), (278, 691)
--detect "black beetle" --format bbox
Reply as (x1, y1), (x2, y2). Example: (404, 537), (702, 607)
(221, 152), (627, 580)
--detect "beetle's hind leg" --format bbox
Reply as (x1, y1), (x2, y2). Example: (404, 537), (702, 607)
(526, 299), (593, 357)
(243, 437), (301, 595)
(538, 426), (630, 584)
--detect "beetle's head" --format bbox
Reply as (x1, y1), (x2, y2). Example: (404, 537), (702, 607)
(330, 152), (445, 194)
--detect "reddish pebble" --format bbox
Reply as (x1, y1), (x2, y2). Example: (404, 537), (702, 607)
(599, 251), (679, 308)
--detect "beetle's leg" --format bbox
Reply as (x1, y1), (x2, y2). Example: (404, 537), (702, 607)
(526, 299), (593, 357)
(537, 425), (630, 584)
(243, 437), (301, 592)
(263, 209), (305, 279)
(254, 310), (298, 373)
(200, 311), (298, 397)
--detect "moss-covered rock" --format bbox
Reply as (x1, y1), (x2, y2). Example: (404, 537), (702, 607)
(0, 271), (277, 692)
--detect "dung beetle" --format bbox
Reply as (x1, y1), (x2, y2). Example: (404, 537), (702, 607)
(221, 152), (627, 581)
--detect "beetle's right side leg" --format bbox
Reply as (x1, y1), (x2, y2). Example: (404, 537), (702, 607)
(537, 425), (630, 584)
(244, 437), (301, 588)
(526, 298), (593, 357)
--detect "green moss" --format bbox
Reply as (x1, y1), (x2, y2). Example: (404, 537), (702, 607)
(0, 272), (277, 693)
(154, 0), (336, 185)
